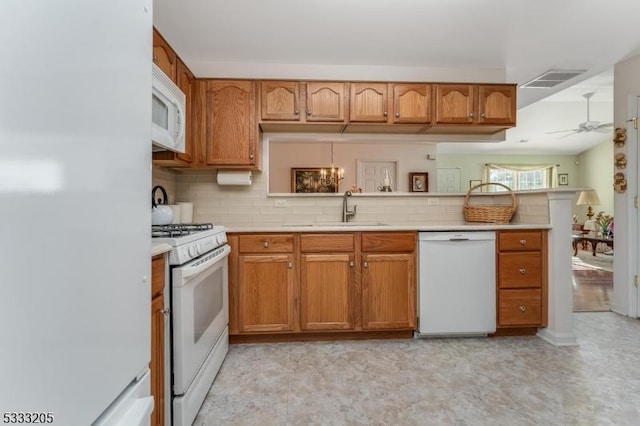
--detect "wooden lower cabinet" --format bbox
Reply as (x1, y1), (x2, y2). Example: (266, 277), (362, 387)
(150, 255), (165, 426)
(229, 231), (416, 340)
(495, 230), (548, 333)
(238, 254), (295, 332)
(300, 253), (355, 331)
(361, 253), (415, 330)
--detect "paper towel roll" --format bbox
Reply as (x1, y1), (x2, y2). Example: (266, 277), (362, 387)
(169, 205), (182, 224)
(217, 170), (252, 186)
(177, 202), (193, 223)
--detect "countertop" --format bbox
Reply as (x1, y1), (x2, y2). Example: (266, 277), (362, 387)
(152, 243), (172, 256)
(226, 223), (551, 233)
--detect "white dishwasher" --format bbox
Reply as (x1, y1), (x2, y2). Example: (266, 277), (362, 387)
(417, 231), (496, 337)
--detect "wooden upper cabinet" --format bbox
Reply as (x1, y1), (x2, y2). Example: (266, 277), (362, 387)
(305, 82), (347, 122)
(349, 83), (388, 122)
(392, 84), (432, 124)
(152, 28), (177, 81)
(203, 80), (258, 167)
(261, 81), (300, 121)
(478, 85), (516, 125)
(435, 84), (475, 124)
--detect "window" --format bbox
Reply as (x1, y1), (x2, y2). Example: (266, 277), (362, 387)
(484, 164), (557, 191)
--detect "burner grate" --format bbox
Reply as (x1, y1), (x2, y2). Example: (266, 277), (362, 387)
(151, 223), (214, 238)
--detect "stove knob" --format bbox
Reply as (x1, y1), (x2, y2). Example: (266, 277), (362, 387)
(188, 245), (197, 257)
(196, 243), (202, 254)
(182, 247), (190, 258)
(216, 235), (223, 245)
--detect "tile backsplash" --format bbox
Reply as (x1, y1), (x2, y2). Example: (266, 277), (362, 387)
(161, 169), (549, 227)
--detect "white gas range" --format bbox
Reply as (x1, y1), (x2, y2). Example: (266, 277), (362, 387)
(152, 223), (230, 426)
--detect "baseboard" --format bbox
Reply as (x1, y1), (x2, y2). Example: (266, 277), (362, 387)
(536, 328), (578, 346)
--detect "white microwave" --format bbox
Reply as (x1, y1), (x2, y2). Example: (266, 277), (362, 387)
(152, 63), (185, 153)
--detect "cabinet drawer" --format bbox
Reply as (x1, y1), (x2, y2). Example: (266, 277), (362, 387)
(300, 233), (354, 253)
(499, 231), (542, 251)
(498, 289), (541, 326)
(498, 253), (542, 288)
(238, 234), (294, 253)
(151, 255), (165, 298)
(361, 232), (416, 252)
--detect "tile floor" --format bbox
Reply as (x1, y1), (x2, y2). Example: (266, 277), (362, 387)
(194, 313), (640, 425)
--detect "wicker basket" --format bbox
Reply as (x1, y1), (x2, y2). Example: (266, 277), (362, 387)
(463, 182), (516, 224)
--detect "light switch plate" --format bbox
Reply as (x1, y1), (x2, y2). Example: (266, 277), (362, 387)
(274, 199), (287, 208)
(427, 198), (440, 206)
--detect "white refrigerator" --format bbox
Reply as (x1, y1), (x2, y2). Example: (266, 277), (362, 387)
(0, 1), (154, 424)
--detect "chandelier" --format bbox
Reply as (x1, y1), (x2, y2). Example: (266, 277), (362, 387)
(319, 142), (344, 189)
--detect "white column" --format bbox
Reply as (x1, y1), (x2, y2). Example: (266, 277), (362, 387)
(537, 190), (579, 346)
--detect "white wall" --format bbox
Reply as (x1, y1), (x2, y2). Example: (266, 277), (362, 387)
(268, 140), (438, 193)
(612, 55), (640, 316)
(436, 153), (578, 192)
(575, 138), (614, 221)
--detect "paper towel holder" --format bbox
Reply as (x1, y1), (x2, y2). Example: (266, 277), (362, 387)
(216, 170), (253, 186)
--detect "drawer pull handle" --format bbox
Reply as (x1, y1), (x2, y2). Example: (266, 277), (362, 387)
(519, 268), (526, 274)
(520, 239), (527, 245)
(519, 305), (526, 312)
(263, 241), (269, 248)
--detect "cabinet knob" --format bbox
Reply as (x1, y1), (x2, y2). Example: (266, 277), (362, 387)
(519, 268), (526, 274)
(263, 241), (269, 248)
(307, 110), (312, 115)
(519, 239), (527, 245)
(294, 110), (299, 115)
(519, 305), (526, 312)
(249, 152), (254, 160)
(363, 261), (368, 268)
(349, 261), (354, 267)
(395, 112), (400, 118)
(383, 111), (388, 116)
(481, 112), (486, 118)
(468, 112), (474, 118)
(288, 262), (293, 269)
(161, 308), (170, 316)
(153, 55), (158, 62)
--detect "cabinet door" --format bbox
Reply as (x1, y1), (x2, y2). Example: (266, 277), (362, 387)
(392, 84), (432, 124)
(300, 254), (355, 331)
(238, 254), (295, 332)
(349, 83), (388, 122)
(150, 295), (165, 426)
(434, 84), (475, 124)
(204, 80), (257, 166)
(478, 85), (516, 125)
(305, 82), (346, 122)
(361, 253), (415, 329)
(261, 81), (300, 121)
(152, 28), (176, 81)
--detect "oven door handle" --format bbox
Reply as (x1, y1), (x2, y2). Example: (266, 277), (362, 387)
(181, 245), (231, 280)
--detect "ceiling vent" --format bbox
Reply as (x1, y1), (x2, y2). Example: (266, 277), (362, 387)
(520, 69), (587, 89)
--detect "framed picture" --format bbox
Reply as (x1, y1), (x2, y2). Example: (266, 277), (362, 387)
(409, 172), (428, 192)
(469, 179), (483, 191)
(558, 173), (569, 186)
(291, 167), (340, 193)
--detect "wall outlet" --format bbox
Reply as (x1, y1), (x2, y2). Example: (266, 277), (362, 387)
(427, 198), (440, 206)
(274, 199), (287, 208)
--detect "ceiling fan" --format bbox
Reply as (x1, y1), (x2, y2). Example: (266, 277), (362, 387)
(546, 92), (614, 136)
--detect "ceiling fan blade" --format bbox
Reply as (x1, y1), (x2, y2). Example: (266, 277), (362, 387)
(545, 128), (579, 134)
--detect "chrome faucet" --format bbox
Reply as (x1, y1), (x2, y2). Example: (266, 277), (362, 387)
(342, 190), (357, 222)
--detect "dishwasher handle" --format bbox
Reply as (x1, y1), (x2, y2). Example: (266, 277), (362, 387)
(448, 237), (470, 241)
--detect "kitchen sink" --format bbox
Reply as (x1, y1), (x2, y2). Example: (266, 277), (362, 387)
(282, 222), (389, 227)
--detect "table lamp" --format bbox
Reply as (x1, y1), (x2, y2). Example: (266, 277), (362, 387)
(576, 190), (601, 220)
